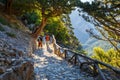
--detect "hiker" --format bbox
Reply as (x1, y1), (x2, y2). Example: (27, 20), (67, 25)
(37, 35), (43, 49)
(45, 34), (50, 48)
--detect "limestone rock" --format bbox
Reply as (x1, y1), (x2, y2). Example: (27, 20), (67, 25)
(0, 60), (34, 80)
(0, 19), (34, 80)
(0, 67), (5, 74)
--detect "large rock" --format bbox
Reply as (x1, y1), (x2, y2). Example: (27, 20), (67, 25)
(0, 67), (5, 74)
(0, 48), (34, 80)
(0, 56), (34, 80)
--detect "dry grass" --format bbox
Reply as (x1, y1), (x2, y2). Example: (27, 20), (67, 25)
(0, 12), (27, 30)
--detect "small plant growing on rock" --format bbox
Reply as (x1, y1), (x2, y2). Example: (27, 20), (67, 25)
(6, 32), (16, 38)
(0, 16), (8, 25)
(0, 25), (5, 31)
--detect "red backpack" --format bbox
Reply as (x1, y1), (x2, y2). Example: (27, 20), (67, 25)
(45, 35), (50, 41)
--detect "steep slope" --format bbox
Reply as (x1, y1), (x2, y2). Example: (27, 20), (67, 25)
(0, 13), (34, 80)
(0, 23), (33, 56)
(70, 9), (113, 55)
(83, 38), (113, 56)
(69, 9), (94, 43)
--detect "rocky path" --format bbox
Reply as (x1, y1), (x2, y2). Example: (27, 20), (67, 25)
(32, 43), (94, 80)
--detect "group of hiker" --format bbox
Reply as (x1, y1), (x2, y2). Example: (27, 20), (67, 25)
(37, 34), (51, 49)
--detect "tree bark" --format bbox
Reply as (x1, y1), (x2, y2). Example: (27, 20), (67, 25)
(5, 0), (13, 14)
(32, 17), (48, 38)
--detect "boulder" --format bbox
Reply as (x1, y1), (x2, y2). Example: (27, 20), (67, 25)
(0, 67), (5, 74)
(0, 60), (34, 80)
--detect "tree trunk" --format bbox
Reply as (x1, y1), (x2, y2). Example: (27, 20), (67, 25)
(5, 0), (13, 14)
(31, 17), (47, 51)
(32, 17), (48, 38)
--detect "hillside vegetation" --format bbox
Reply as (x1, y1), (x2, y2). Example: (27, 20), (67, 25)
(0, 12), (33, 54)
(0, 7), (34, 80)
(92, 47), (120, 68)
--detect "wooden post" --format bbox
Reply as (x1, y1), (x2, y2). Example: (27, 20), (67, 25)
(54, 44), (58, 55)
(94, 63), (107, 80)
(51, 34), (120, 78)
(58, 48), (60, 56)
(61, 49), (65, 58)
(64, 50), (67, 59)
(52, 35), (54, 44)
(74, 54), (77, 65)
(93, 63), (97, 76)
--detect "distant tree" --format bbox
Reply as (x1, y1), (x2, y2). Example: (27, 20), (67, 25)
(77, 0), (120, 52)
(92, 47), (120, 68)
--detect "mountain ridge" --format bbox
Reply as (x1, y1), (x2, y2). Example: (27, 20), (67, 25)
(70, 9), (113, 55)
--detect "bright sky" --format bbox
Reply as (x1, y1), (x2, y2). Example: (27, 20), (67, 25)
(81, 0), (94, 2)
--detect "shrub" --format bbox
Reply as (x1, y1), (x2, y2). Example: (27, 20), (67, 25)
(92, 47), (120, 68)
(0, 25), (5, 31)
(6, 32), (16, 38)
(9, 23), (21, 29)
(0, 16), (8, 25)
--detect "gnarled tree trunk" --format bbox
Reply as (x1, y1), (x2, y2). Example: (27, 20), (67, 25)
(5, 0), (13, 14)
(32, 17), (48, 38)
(32, 17), (48, 51)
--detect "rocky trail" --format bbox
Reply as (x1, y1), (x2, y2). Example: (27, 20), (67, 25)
(0, 23), (118, 80)
(0, 23), (93, 80)
(32, 43), (94, 80)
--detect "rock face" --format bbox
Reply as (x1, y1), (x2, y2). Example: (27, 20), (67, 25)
(0, 61), (34, 80)
(0, 23), (34, 80)
(0, 51), (34, 80)
(0, 23), (33, 56)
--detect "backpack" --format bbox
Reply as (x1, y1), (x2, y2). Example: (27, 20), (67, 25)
(37, 36), (42, 41)
(45, 35), (50, 41)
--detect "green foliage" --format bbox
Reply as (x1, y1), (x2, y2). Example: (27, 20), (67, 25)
(83, 39), (114, 56)
(45, 17), (70, 43)
(44, 16), (81, 50)
(0, 25), (5, 31)
(36, 0), (77, 17)
(0, 16), (13, 28)
(9, 0), (79, 38)
(9, 23), (20, 29)
(92, 47), (120, 68)
(13, 0), (36, 15)
(23, 12), (40, 25)
(6, 32), (16, 38)
(76, 49), (88, 55)
(0, 15), (20, 30)
(0, 16), (9, 25)
(0, 0), (6, 4)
